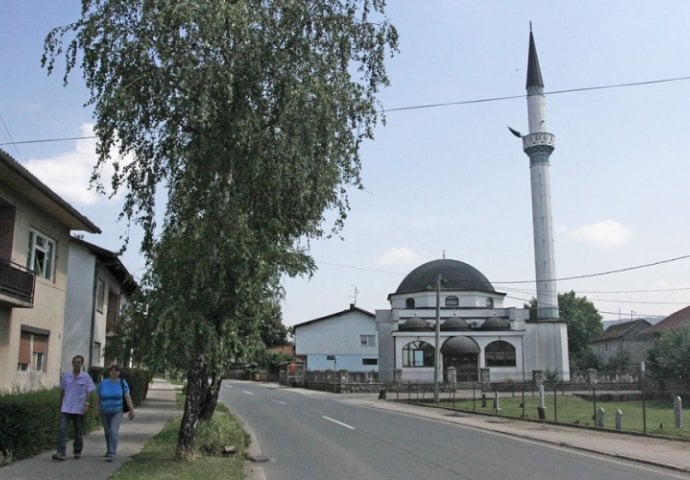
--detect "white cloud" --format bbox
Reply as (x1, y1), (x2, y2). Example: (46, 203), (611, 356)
(376, 247), (422, 266)
(23, 123), (130, 205)
(561, 220), (632, 249)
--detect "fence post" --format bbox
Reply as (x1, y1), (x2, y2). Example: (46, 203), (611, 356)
(521, 385), (526, 418)
(473, 384), (476, 412)
(592, 384), (597, 426)
(553, 383), (558, 424)
(641, 385), (647, 435)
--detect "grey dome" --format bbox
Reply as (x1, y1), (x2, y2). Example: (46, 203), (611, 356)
(399, 317), (431, 331)
(479, 317), (510, 331)
(441, 318), (470, 331)
(396, 259), (495, 295)
(441, 336), (480, 355)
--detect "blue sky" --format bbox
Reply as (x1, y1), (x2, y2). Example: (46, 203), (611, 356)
(2, 1), (689, 326)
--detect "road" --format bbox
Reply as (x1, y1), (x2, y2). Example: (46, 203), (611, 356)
(219, 381), (688, 480)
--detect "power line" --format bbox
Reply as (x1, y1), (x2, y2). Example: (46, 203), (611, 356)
(384, 75), (690, 113)
(3, 75), (690, 146)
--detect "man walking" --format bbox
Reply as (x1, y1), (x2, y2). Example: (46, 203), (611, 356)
(52, 355), (96, 460)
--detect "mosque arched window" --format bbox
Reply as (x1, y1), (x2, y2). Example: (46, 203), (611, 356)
(402, 341), (434, 367)
(405, 298), (415, 308)
(445, 296), (459, 307)
(485, 341), (516, 367)
(486, 297), (494, 308)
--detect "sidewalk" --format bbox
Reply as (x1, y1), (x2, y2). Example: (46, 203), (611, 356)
(0, 378), (180, 480)
(355, 396), (690, 474)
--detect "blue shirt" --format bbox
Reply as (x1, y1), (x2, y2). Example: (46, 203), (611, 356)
(97, 379), (130, 413)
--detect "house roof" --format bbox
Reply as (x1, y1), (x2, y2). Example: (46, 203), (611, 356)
(70, 236), (137, 294)
(640, 305), (690, 335)
(0, 148), (100, 233)
(590, 319), (651, 343)
(293, 304), (374, 329)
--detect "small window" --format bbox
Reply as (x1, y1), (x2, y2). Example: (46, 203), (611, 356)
(362, 358), (378, 366)
(360, 335), (376, 347)
(405, 298), (415, 308)
(486, 297), (494, 308)
(96, 280), (105, 313)
(485, 340), (516, 367)
(28, 230), (55, 280)
(445, 296), (459, 307)
(17, 329), (49, 372)
(402, 341), (434, 367)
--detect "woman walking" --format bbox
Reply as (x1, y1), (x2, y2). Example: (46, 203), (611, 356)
(95, 365), (135, 462)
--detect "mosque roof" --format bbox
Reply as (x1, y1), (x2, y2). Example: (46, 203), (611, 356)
(441, 336), (480, 355)
(394, 259), (497, 295)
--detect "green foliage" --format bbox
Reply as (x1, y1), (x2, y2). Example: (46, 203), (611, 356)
(604, 350), (630, 375)
(194, 404), (250, 456)
(575, 346), (601, 372)
(0, 387), (99, 464)
(647, 324), (690, 387)
(527, 291), (603, 371)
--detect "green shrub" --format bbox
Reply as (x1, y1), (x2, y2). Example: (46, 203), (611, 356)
(0, 387), (100, 464)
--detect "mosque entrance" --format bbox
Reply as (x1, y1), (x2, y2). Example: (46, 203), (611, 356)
(440, 336), (480, 383)
(445, 353), (478, 382)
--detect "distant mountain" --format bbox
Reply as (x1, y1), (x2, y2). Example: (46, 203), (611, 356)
(601, 317), (664, 330)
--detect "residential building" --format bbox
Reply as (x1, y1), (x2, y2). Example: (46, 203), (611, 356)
(294, 304), (378, 372)
(62, 236), (137, 374)
(0, 149), (99, 390)
(589, 319), (652, 371)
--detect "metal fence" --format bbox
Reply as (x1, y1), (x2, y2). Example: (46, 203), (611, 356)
(389, 381), (689, 440)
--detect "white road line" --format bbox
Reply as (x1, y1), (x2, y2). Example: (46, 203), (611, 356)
(271, 399), (287, 405)
(243, 391), (254, 395)
(322, 416), (355, 430)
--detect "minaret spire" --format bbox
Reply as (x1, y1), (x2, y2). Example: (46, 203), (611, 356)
(521, 27), (558, 320)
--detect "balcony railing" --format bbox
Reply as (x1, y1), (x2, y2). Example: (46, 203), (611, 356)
(0, 259), (35, 307)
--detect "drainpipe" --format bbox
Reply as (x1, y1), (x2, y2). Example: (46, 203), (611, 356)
(87, 259), (98, 367)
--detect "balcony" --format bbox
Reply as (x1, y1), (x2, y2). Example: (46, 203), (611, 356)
(0, 259), (35, 308)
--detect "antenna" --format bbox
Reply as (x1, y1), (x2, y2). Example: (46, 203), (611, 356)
(350, 285), (359, 305)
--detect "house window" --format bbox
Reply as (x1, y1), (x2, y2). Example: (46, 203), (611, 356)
(18, 328), (49, 372)
(96, 280), (105, 313)
(362, 358), (378, 366)
(402, 341), (434, 367)
(360, 335), (376, 347)
(28, 230), (55, 280)
(405, 298), (415, 308)
(445, 296), (459, 307)
(485, 340), (516, 367)
(93, 341), (102, 365)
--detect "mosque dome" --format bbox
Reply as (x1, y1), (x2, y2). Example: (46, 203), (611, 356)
(441, 318), (470, 331)
(395, 259), (496, 295)
(398, 317), (431, 331)
(479, 317), (510, 331)
(440, 336), (480, 355)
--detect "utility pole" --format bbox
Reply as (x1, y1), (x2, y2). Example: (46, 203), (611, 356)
(433, 274), (442, 406)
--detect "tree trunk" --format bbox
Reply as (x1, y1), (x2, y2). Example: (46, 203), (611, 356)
(198, 374), (221, 421)
(176, 354), (208, 458)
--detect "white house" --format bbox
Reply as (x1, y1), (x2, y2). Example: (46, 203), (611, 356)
(62, 237), (137, 373)
(376, 258), (569, 384)
(294, 304), (378, 372)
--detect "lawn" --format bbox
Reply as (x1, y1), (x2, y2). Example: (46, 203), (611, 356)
(433, 393), (689, 439)
(110, 403), (249, 480)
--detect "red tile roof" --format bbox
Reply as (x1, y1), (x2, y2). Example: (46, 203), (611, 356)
(640, 306), (690, 335)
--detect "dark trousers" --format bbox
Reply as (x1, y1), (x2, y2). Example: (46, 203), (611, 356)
(57, 413), (85, 455)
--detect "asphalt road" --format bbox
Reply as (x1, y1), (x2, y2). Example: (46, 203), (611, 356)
(219, 381), (688, 480)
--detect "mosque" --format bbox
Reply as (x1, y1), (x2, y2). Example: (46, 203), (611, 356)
(376, 29), (570, 383)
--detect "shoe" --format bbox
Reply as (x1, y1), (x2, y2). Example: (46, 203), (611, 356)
(52, 453), (66, 461)
(74, 453), (81, 459)
(106, 456), (115, 462)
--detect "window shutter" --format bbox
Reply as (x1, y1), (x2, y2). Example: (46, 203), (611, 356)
(18, 331), (31, 364)
(33, 334), (48, 354)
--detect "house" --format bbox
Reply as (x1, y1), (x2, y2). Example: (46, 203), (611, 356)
(0, 149), (100, 390)
(62, 236), (137, 373)
(293, 304), (378, 372)
(639, 305), (690, 337)
(376, 258), (569, 384)
(589, 319), (652, 371)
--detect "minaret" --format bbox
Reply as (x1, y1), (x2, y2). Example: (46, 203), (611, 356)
(523, 27), (559, 320)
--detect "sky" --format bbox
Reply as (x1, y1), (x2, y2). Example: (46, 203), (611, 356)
(2, 1), (690, 327)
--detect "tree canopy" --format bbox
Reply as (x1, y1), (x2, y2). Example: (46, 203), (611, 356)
(43, 0), (398, 456)
(527, 291), (603, 372)
(647, 324), (690, 388)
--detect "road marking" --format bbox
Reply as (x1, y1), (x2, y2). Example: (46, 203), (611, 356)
(322, 416), (355, 430)
(243, 391), (254, 396)
(271, 399), (287, 405)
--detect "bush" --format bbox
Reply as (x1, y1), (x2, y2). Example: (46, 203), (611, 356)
(89, 367), (151, 406)
(0, 387), (100, 464)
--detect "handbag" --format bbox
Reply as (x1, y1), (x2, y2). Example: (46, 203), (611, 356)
(121, 379), (130, 413)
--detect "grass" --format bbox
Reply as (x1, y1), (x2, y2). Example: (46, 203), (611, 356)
(110, 403), (249, 480)
(434, 393), (689, 439)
